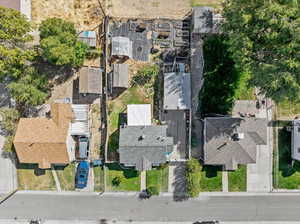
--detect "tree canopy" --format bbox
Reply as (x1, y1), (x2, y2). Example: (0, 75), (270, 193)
(0, 6), (32, 45)
(0, 7), (48, 111)
(39, 18), (88, 67)
(222, 0), (300, 102)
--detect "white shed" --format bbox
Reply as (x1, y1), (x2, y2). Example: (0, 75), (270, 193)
(127, 104), (151, 126)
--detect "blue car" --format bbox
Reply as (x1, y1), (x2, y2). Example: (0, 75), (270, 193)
(75, 161), (89, 189)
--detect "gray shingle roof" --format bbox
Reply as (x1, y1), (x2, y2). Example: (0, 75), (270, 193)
(119, 125), (174, 171)
(113, 64), (129, 88)
(164, 72), (191, 110)
(204, 117), (267, 170)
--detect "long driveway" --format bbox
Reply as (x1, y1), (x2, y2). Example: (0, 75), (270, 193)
(2, 193), (300, 221)
(0, 134), (17, 193)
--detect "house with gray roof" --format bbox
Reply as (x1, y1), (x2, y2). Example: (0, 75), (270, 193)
(204, 117), (267, 170)
(119, 125), (174, 171)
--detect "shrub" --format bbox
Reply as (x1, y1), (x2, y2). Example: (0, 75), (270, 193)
(112, 176), (123, 186)
(186, 158), (201, 197)
(147, 186), (159, 196)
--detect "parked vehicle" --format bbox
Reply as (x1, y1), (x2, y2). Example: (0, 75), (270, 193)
(79, 136), (89, 159)
(75, 161), (89, 189)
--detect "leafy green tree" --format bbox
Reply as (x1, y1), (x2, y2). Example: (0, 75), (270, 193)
(0, 6), (32, 45)
(222, 0), (300, 102)
(0, 45), (36, 81)
(200, 35), (239, 115)
(0, 108), (20, 135)
(8, 67), (48, 108)
(112, 176), (123, 186)
(39, 18), (88, 67)
(3, 136), (14, 153)
(39, 17), (76, 39)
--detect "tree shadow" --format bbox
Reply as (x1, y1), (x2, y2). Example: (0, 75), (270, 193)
(172, 162), (188, 202)
(16, 163), (47, 176)
(277, 128), (300, 177)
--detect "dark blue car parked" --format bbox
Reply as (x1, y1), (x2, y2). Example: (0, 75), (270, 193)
(75, 161), (89, 189)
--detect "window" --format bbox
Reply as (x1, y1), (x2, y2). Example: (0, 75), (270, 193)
(298, 127), (300, 132)
(298, 148), (300, 153)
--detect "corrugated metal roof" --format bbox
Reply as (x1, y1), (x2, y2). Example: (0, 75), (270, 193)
(78, 31), (97, 47)
(79, 67), (102, 94)
(112, 36), (133, 58)
(70, 122), (89, 136)
(127, 104), (151, 126)
(113, 64), (129, 88)
(164, 72), (191, 110)
(70, 104), (89, 136)
(72, 104), (89, 121)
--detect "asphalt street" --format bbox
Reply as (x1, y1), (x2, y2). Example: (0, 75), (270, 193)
(0, 193), (300, 222)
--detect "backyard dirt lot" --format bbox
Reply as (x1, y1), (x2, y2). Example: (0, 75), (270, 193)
(31, 0), (105, 30)
(107, 0), (191, 19)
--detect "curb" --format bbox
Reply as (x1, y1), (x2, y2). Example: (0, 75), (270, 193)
(0, 189), (18, 205)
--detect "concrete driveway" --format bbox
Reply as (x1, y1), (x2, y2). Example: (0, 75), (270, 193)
(0, 134), (17, 193)
(247, 145), (271, 192)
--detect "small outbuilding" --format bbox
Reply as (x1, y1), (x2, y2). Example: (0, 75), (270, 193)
(192, 7), (213, 34)
(112, 64), (129, 88)
(127, 104), (151, 126)
(79, 67), (102, 94)
(163, 72), (191, 110)
(111, 36), (133, 59)
(78, 31), (97, 48)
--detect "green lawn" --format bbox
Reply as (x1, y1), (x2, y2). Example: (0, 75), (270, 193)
(94, 166), (105, 192)
(277, 100), (300, 119)
(55, 163), (76, 191)
(146, 165), (169, 192)
(17, 164), (56, 190)
(228, 165), (247, 192)
(234, 71), (255, 100)
(200, 165), (222, 191)
(106, 163), (140, 191)
(107, 86), (152, 161)
(275, 128), (300, 189)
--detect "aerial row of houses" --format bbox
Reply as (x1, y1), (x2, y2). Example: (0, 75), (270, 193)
(10, 5), (271, 172)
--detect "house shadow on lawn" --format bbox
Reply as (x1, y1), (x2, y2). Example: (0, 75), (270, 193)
(107, 113), (127, 161)
(16, 163), (47, 176)
(202, 165), (222, 178)
(106, 163), (139, 179)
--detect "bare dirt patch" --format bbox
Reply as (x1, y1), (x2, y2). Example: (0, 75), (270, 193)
(31, 0), (105, 30)
(107, 0), (191, 19)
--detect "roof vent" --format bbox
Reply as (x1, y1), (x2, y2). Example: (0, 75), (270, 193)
(138, 135), (145, 141)
(232, 133), (244, 141)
